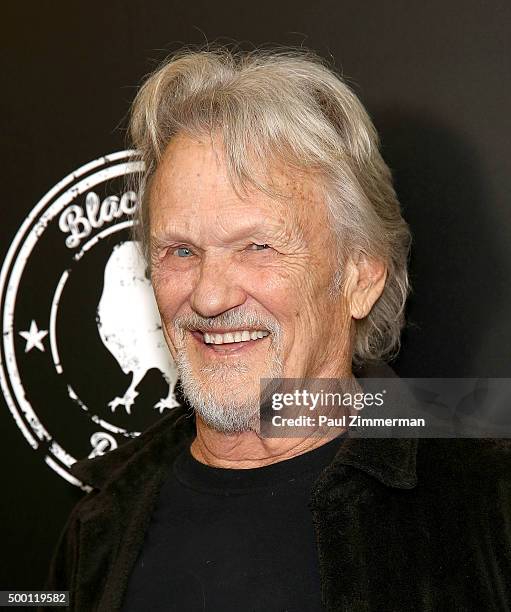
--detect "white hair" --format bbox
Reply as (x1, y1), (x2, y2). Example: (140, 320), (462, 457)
(128, 46), (411, 365)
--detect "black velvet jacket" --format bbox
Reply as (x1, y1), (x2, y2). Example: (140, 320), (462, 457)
(45, 379), (511, 611)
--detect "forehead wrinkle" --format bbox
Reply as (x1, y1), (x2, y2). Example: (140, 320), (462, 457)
(150, 137), (327, 251)
(212, 212), (291, 243)
(151, 209), (196, 239)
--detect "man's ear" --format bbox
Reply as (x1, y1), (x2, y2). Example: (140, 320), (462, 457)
(345, 252), (387, 320)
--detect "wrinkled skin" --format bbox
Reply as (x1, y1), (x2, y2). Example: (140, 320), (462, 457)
(149, 133), (386, 467)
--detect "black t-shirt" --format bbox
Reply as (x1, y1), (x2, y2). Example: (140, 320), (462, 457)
(121, 435), (344, 612)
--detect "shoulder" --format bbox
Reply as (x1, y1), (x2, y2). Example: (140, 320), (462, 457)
(417, 438), (511, 476)
(416, 438), (511, 505)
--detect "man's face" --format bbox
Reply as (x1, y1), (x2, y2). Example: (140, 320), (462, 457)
(149, 133), (353, 432)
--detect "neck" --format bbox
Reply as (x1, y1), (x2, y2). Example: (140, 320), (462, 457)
(190, 363), (355, 469)
(190, 424), (345, 469)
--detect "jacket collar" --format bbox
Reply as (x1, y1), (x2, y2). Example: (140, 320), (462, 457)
(71, 361), (418, 493)
(334, 359), (419, 490)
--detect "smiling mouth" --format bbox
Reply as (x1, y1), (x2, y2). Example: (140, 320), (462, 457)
(190, 329), (270, 353)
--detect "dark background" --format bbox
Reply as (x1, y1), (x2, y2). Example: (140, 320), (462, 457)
(1, 0), (510, 591)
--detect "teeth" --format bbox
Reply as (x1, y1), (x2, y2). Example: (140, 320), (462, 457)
(201, 330), (270, 345)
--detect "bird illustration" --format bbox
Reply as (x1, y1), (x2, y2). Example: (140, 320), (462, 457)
(97, 240), (179, 414)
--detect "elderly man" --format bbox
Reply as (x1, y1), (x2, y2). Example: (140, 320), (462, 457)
(46, 49), (511, 611)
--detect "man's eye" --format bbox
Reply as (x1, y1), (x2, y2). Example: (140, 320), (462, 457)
(173, 247), (193, 257)
(248, 243), (270, 251)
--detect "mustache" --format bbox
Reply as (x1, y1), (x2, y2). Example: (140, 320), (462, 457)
(173, 310), (282, 335)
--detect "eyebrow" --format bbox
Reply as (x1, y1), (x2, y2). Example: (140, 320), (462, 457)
(150, 220), (281, 246)
(150, 228), (195, 245)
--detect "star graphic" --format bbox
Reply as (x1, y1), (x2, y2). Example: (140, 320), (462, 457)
(19, 320), (48, 353)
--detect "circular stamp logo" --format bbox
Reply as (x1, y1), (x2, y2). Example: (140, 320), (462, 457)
(0, 151), (180, 489)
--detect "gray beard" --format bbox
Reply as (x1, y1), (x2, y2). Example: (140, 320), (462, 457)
(174, 341), (284, 434)
(171, 310), (284, 433)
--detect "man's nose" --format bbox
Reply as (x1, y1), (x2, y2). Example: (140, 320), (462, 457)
(189, 253), (247, 317)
